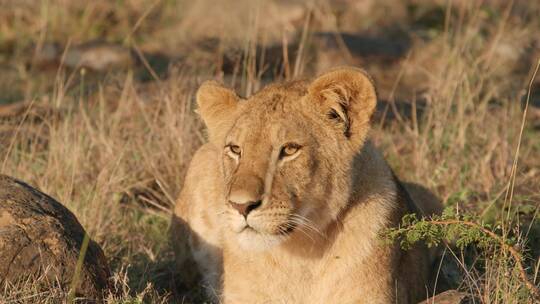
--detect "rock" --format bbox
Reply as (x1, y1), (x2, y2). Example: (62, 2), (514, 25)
(418, 290), (472, 304)
(0, 98), (60, 121)
(174, 0), (306, 46)
(328, 0), (408, 32)
(65, 42), (132, 71)
(0, 175), (110, 302)
(313, 31), (411, 73)
(35, 41), (133, 71)
(0, 99), (62, 154)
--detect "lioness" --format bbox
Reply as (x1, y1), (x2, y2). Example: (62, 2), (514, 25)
(171, 67), (442, 303)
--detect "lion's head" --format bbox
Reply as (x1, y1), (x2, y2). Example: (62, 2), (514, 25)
(196, 68), (377, 251)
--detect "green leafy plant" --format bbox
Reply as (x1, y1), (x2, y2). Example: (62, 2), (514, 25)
(384, 207), (540, 301)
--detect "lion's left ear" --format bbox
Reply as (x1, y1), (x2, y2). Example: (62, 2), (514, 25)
(196, 80), (241, 144)
(308, 67), (377, 148)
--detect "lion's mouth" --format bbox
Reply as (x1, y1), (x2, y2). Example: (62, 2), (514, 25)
(237, 221), (297, 236)
(239, 225), (257, 233)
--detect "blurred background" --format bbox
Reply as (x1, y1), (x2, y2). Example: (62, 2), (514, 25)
(1, 0), (539, 303)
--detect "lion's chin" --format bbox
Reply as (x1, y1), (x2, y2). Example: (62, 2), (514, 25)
(235, 228), (287, 251)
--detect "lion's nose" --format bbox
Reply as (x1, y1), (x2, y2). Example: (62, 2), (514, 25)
(228, 174), (264, 217)
(228, 199), (262, 218)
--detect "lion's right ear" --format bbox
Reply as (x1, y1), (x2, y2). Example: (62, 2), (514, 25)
(196, 81), (241, 143)
(307, 67), (377, 150)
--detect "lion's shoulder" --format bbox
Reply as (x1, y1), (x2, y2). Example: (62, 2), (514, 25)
(185, 143), (221, 182)
(174, 143), (222, 216)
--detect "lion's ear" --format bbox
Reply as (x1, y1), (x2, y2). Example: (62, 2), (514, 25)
(308, 67), (377, 148)
(196, 81), (241, 143)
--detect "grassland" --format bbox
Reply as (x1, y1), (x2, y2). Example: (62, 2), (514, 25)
(0, 0), (539, 303)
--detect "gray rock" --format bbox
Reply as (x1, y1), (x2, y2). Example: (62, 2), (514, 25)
(64, 42), (132, 71)
(0, 175), (110, 302)
(34, 41), (133, 71)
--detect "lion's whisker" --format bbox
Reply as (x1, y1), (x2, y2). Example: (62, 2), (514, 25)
(288, 214), (326, 239)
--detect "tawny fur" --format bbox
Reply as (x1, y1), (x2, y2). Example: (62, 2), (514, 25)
(171, 67), (443, 303)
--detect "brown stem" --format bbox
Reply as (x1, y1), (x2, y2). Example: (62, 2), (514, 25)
(428, 219), (540, 301)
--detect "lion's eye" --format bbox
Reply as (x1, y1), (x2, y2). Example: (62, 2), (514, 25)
(226, 144), (241, 156)
(279, 143), (301, 158)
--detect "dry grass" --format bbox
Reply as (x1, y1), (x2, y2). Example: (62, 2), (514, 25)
(1, 0), (539, 303)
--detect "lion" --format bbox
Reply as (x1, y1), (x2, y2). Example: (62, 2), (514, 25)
(171, 67), (444, 303)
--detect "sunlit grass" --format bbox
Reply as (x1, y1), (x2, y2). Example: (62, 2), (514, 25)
(0, 0), (539, 303)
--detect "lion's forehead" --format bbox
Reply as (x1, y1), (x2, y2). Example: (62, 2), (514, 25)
(247, 81), (308, 111)
(229, 93), (310, 136)
(229, 112), (309, 145)
(252, 80), (308, 99)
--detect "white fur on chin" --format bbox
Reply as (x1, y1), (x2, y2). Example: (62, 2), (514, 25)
(235, 228), (286, 251)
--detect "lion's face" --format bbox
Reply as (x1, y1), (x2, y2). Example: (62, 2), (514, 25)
(196, 68), (377, 251)
(222, 96), (329, 250)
